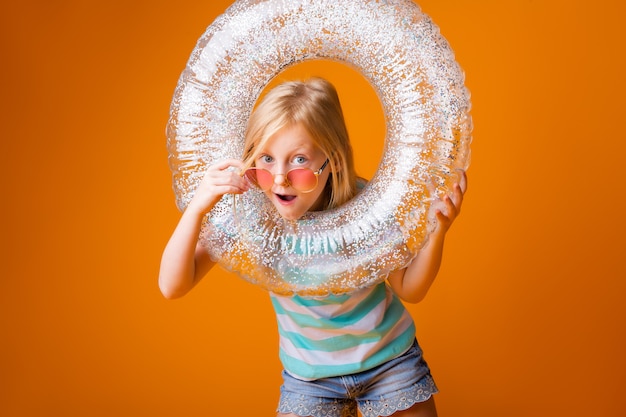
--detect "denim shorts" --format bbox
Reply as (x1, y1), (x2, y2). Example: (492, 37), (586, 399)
(277, 339), (438, 417)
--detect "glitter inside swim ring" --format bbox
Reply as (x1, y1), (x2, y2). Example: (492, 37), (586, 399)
(166, 0), (472, 296)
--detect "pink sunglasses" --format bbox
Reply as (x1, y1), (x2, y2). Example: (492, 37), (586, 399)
(243, 159), (329, 193)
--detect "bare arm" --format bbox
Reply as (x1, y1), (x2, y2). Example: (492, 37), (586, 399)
(388, 171), (467, 303)
(158, 159), (249, 299)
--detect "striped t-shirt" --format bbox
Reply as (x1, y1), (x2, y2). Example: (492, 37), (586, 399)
(270, 282), (416, 380)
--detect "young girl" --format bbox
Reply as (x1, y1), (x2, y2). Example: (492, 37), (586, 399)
(159, 77), (466, 417)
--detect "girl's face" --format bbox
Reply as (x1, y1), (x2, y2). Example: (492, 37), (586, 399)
(252, 123), (330, 220)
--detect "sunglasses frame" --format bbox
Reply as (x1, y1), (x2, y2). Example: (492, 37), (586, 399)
(243, 158), (329, 193)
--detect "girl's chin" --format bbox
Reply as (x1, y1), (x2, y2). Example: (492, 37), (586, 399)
(272, 203), (306, 221)
(274, 205), (303, 221)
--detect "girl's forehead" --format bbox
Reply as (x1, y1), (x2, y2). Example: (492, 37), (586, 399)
(261, 124), (321, 154)
(260, 141), (317, 155)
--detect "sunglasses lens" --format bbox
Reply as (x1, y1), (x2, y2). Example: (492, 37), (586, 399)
(244, 168), (273, 190)
(288, 169), (318, 192)
(245, 167), (319, 192)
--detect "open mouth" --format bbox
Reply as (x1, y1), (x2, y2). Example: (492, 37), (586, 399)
(276, 194), (296, 202)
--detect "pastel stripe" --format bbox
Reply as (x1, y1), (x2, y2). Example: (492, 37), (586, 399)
(271, 284), (387, 322)
(280, 323), (416, 380)
(270, 283), (417, 380)
(275, 295), (410, 349)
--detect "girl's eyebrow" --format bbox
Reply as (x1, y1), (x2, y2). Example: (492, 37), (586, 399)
(258, 147), (315, 158)
(291, 145), (319, 156)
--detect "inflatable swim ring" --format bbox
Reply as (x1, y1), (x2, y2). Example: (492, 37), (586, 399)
(166, 0), (472, 296)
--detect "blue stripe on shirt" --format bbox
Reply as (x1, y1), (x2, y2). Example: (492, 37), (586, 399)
(271, 284), (388, 329)
(275, 294), (410, 351)
(279, 324), (416, 380)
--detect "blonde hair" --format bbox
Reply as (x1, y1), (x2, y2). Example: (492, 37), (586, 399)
(243, 77), (357, 210)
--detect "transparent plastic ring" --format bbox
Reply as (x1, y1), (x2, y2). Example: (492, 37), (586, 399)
(166, 0), (472, 296)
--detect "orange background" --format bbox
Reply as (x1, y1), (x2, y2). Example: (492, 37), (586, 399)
(1, 0), (625, 416)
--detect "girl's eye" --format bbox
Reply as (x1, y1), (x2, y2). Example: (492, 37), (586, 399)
(293, 156), (307, 165)
(259, 155), (273, 164)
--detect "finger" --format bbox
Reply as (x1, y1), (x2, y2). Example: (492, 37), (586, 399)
(435, 208), (450, 225)
(449, 183), (464, 212)
(215, 171), (250, 191)
(203, 159), (247, 182)
(208, 158), (246, 172)
(455, 169), (468, 194)
(448, 169), (467, 208)
(433, 207), (454, 233)
(437, 194), (461, 226)
(199, 169), (249, 194)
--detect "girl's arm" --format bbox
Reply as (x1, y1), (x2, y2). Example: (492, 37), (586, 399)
(388, 171), (467, 303)
(158, 159), (249, 299)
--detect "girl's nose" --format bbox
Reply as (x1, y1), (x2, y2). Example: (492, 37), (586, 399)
(274, 173), (288, 187)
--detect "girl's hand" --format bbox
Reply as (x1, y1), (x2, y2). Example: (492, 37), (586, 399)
(430, 170), (467, 235)
(186, 159), (249, 216)
(388, 170), (467, 303)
